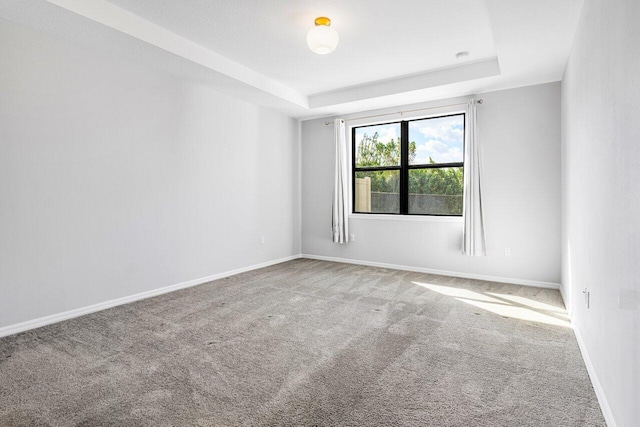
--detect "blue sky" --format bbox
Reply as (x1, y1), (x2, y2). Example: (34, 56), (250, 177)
(409, 115), (464, 164)
(356, 115), (464, 165)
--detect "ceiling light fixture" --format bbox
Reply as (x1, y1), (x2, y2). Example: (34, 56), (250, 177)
(307, 17), (339, 55)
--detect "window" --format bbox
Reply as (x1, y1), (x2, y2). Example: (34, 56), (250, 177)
(352, 113), (465, 216)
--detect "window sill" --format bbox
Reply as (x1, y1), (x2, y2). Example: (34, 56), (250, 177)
(349, 214), (463, 223)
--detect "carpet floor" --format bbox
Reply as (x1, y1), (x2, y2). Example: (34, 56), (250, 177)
(0, 259), (605, 426)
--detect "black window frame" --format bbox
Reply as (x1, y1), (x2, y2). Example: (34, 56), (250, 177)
(351, 113), (465, 217)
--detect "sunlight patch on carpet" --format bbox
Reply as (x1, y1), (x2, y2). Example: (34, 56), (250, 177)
(412, 281), (571, 328)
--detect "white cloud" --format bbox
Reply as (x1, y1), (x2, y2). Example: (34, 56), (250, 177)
(414, 119), (463, 144)
(410, 116), (464, 164)
(355, 123), (399, 145)
(425, 139), (448, 152)
(438, 147), (463, 163)
(375, 125), (399, 144)
(414, 139), (463, 163)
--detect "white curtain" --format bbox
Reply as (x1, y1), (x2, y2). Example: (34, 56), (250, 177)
(462, 98), (486, 256)
(332, 118), (349, 243)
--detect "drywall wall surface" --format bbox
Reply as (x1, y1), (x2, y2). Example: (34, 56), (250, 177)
(0, 20), (300, 329)
(561, 0), (640, 425)
(301, 83), (561, 285)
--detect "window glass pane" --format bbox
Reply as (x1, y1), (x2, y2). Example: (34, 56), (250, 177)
(354, 123), (402, 167)
(355, 170), (400, 214)
(408, 167), (463, 215)
(409, 115), (464, 165)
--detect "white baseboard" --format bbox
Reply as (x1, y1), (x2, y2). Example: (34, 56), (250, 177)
(572, 325), (616, 427)
(301, 254), (560, 290)
(558, 285), (612, 425)
(0, 255), (301, 339)
(303, 255), (614, 424)
(2, 252), (611, 425)
(1, 253), (559, 338)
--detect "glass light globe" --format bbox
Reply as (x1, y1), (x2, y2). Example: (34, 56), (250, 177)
(307, 21), (339, 55)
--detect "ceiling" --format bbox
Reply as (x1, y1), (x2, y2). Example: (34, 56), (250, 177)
(0, 0), (584, 119)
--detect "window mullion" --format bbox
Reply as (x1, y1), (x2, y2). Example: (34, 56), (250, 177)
(352, 126), (356, 213)
(400, 121), (409, 214)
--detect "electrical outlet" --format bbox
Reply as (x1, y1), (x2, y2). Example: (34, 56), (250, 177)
(260, 235), (265, 244)
(350, 234), (356, 241)
(504, 247), (511, 256)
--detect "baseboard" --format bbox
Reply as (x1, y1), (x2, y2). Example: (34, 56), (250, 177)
(2, 253), (558, 339)
(0, 255), (301, 339)
(2, 252), (611, 425)
(572, 325), (616, 427)
(302, 254), (615, 423)
(301, 254), (560, 290)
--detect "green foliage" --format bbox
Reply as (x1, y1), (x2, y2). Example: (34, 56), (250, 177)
(355, 132), (397, 166)
(409, 158), (463, 195)
(356, 132), (417, 167)
(356, 133), (462, 192)
(355, 132), (463, 213)
(409, 162), (463, 213)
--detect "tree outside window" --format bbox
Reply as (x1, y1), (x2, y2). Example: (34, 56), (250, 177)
(353, 114), (464, 216)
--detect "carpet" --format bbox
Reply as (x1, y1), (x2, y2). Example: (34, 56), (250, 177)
(0, 259), (605, 426)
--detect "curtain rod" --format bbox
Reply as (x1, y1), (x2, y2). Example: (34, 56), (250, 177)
(324, 99), (483, 125)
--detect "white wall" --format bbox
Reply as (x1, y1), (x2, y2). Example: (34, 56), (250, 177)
(301, 83), (561, 286)
(561, 0), (640, 425)
(0, 20), (300, 330)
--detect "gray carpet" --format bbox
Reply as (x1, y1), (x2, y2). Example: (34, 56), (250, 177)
(0, 259), (605, 426)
